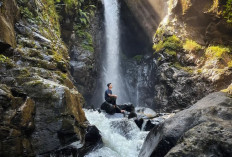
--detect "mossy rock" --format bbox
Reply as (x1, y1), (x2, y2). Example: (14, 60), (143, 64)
(11, 98), (35, 130)
(221, 84), (232, 96)
(153, 35), (182, 57)
(0, 54), (15, 68)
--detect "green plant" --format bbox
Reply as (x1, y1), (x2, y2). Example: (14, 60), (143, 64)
(20, 7), (34, 19)
(173, 62), (193, 74)
(183, 39), (202, 52)
(133, 55), (143, 62)
(205, 45), (230, 59)
(153, 35), (182, 56)
(228, 61), (232, 68)
(0, 54), (14, 68)
(223, 0), (232, 24)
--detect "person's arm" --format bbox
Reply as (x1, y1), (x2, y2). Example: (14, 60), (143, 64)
(108, 93), (117, 98)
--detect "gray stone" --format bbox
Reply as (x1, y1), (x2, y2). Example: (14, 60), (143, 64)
(139, 92), (232, 157)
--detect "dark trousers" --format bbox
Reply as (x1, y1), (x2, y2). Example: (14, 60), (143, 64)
(106, 97), (116, 105)
(106, 97), (121, 113)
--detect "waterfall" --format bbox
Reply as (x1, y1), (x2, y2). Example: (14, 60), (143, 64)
(102, 0), (129, 105)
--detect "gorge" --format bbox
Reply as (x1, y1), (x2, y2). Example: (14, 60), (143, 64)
(0, 0), (232, 157)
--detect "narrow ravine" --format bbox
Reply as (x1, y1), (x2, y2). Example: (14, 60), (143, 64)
(84, 110), (148, 157)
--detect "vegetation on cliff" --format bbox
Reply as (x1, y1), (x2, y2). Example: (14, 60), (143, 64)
(0, 0), (98, 156)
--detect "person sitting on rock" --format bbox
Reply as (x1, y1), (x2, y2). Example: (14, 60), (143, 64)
(105, 83), (125, 113)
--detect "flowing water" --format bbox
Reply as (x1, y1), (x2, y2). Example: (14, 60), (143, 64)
(84, 110), (148, 157)
(101, 0), (129, 104)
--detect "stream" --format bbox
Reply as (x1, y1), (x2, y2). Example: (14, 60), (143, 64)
(84, 110), (149, 157)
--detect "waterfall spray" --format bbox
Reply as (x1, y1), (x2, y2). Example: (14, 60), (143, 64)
(102, 0), (129, 104)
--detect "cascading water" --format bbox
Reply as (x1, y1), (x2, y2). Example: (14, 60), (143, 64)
(84, 1), (149, 156)
(84, 110), (148, 157)
(102, 0), (129, 104)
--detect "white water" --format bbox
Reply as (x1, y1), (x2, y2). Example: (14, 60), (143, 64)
(84, 110), (148, 157)
(102, 0), (129, 104)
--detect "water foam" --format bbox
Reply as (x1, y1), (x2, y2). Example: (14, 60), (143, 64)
(84, 110), (148, 157)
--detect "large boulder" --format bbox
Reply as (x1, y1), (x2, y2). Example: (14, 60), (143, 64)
(0, 0), (19, 48)
(139, 92), (232, 157)
(0, 0), (102, 156)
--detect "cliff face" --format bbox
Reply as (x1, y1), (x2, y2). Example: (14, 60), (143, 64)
(122, 0), (232, 111)
(151, 0), (232, 111)
(0, 0), (19, 48)
(138, 0), (232, 156)
(0, 0), (101, 156)
(121, 0), (169, 39)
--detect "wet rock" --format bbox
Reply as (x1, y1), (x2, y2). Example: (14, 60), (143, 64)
(0, 0), (19, 47)
(136, 107), (157, 119)
(166, 122), (232, 157)
(153, 62), (212, 112)
(110, 119), (140, 139)
(134, 118), (144, 130)
(0, 84), (12, 109)
(144, 120), (156, 131)
(52, 125), (102, 157)
(128, 111), (137, 119)
(85, 125), (102, 144)
(11, 97), (35, 131)
(118, 103), (135, 112)
(32, 32), (51, 44)
(57, 119), (79, 145)
(139, 92), (232, 157)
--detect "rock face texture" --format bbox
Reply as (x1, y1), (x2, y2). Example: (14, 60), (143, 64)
(0, 0), (19, 48)
(139, 92), (232, 157)
(0, 0), (102, 156)
(121, 0), (169, 38)
(121, 0), (232, 111)
(61, 1), (104, 104)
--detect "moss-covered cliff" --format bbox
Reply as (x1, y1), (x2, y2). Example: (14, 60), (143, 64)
(0, 0), (101, 156)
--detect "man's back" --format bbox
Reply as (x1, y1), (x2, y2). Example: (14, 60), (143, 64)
(105, 89), (112, 100)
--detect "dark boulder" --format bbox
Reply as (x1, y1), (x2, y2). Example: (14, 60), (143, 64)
(134, 118), (144, 130)
(144, 120), (156, 131)
(118, 103), (135, 112)
(52, 125), (102, 157)
(85, 125), (102, 144)
(139, 92), (232, 157)
(128, 111), (137, 119)
(166, 121), (232, 157)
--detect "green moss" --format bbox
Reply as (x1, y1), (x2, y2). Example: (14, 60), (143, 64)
(55, 71), (67, 83)
(0, 54), (14, 68)
(28, 80), (43, 87)
(197, 69), (203, 74)
(81, 43), (94, 52)
(153, 41), (164, 52)
(133, 55), (143, 62)
(205, 45), (230, 59)
(228, 61), (232, 68)
(221, 84), (232, 96)
(166, 50), (177, 56)
(153, 35), (182, 54)
(19, 6), (40, 24)
(28, 49), (43, 59)
(52, 50), (63, 62)
(73, 24), (94, 52)
(183, 39), (202, 52)
(20, 7), (34, 19)
(173, 62), (193, 74)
